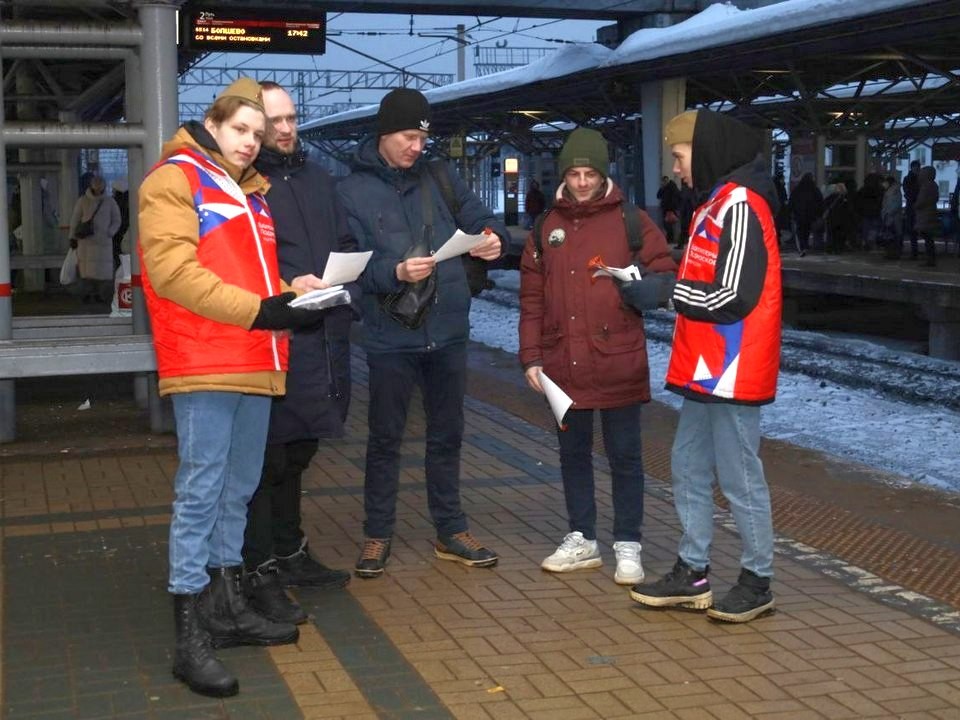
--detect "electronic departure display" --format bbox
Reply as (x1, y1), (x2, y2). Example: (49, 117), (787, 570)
(180, 7), (326, 54)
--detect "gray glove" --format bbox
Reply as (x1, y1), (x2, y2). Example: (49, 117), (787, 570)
(617, 273), (676, 311)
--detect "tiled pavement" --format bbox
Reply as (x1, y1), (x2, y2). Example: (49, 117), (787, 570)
(1, 346), (959, 719)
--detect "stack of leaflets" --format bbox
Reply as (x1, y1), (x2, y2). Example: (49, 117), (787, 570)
(288, 285), (351, 311)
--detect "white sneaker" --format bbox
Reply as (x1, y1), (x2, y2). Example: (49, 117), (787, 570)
(541, 531), (603, 573)
(613, 541), (644, 585)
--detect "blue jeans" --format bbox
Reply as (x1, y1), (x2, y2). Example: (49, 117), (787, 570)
(364, 343), (468, 539)
(671, 399), (773, 577)
(557, 403), (645, 542)
(168, 391), (271, 594)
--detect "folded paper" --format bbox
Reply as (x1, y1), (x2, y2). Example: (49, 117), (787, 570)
(432, 229), (490, 263)
(539, 370), (574, 427)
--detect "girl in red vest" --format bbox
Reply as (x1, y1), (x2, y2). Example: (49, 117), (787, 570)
(139, 79), (325, 698)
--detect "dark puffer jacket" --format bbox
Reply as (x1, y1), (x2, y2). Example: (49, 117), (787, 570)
(336, 136), (509, 354)
(254, 142), (360, 444)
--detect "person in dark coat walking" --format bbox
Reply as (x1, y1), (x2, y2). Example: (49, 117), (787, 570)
(787, 173), (822, 255)
(678, 178), (696, 248)
(902, 160), (921, 255)
(242, 82), (360, 625)
(657, 175), (681, 245)
(855, 173), (884, 250)
(913, 166), (940, 267)
(336, 88), (510, 579)
(524, 179), (546, 229)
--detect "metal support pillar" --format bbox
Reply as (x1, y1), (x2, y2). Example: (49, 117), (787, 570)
(124, 41), (150, 409)
(815, 134), (827, 189)
(15, 64), (45, 291)
(136, 0), (181, 434)
(58, 114), (80, 254)
(855, 133), (867, 190)
(0, 32), (14, 441)
(640, 77), (685, 222)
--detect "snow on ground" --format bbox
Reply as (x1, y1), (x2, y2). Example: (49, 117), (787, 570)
(470, 270), (960, 494)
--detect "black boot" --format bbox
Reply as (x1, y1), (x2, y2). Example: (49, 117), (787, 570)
(243, 561), (308, 625)
(706, 568), (775, 623)
(200, 566), (300, 649)
(276, 539), (351, 589)
(172, 594), (239, 698)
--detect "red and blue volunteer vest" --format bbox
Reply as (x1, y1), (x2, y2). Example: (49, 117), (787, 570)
(141, 147), (288, 379)
(666, 182), (781, 404)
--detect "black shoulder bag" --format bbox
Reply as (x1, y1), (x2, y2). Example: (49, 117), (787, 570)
(380, 174), (438, 330)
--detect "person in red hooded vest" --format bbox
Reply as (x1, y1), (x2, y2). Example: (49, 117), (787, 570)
(630, 110), (782, 624)
(139, 78), (327, 699)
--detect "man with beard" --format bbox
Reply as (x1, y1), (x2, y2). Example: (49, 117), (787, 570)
(241, 81), (358, 624)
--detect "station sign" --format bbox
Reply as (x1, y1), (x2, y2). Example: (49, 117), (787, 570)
(180, 7), (326, 55)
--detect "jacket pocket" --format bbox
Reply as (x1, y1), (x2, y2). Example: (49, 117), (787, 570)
(589, 324), (648, 389)
(540, 327), (562, 348)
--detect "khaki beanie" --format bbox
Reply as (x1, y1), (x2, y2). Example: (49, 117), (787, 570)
(216, 77), (264, 112)
(558, 127), (610, 178)
(664, 110), (698, 146)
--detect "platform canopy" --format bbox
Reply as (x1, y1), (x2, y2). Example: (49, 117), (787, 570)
(300, 0), (960, 158)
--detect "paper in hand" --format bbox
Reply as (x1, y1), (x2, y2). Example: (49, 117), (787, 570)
(432, 229), (489, 263)
(321, 251), (373, 286)
(539, 370), (574, 427)
(288, 285), (351, 311)
(591, 263), (642, 282)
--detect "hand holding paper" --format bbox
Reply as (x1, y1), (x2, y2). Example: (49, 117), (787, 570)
(432, 229), (489, 263)
(588, 254), (641, 283)
(321, 251), (373, 286)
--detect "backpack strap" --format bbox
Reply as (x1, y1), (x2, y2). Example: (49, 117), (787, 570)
(426, 160), (461, 218)
(621, 201), (643, 255)
(535, 202), (641, 261)
(533, 209), (552, 261)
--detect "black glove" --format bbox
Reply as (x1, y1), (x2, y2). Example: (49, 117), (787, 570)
(617, 273), (676, 311)
(250, 292), (324, 331)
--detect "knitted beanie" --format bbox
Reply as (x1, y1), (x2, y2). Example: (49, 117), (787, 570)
(377, 88), (432, 135)
(664, 110), (698, 146)
(557, 128), (609, 178)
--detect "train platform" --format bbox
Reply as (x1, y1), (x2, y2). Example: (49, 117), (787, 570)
(1, 339), (959, 720)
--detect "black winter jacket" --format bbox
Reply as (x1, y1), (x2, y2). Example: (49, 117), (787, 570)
(254, 143), (361, 444)
(336, 136), (508, 354)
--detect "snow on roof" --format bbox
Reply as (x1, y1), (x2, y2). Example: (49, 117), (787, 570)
(605, 0), (935, 66)
(301, 42), (610, 131)
(302, 0), (937, 132)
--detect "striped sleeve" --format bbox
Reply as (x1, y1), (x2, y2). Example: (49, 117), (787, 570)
(672, 200), (767, 324)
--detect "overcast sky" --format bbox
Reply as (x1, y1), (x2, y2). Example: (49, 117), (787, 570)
(181, 13), (606, 113)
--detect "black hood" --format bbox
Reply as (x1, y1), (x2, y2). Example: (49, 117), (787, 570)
(255, 139), (308, 174)
(183, 120), (220, 156)
(182, 120), (260, 186)
(692, 110), (779, 214)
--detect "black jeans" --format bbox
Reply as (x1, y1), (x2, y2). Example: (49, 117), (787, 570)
(242, 438), (318, 568)
(557, 403), (645, 543)
(363, 342), (468, 539)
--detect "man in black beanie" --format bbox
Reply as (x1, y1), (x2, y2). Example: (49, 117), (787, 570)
(336, 88), (510, 579)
